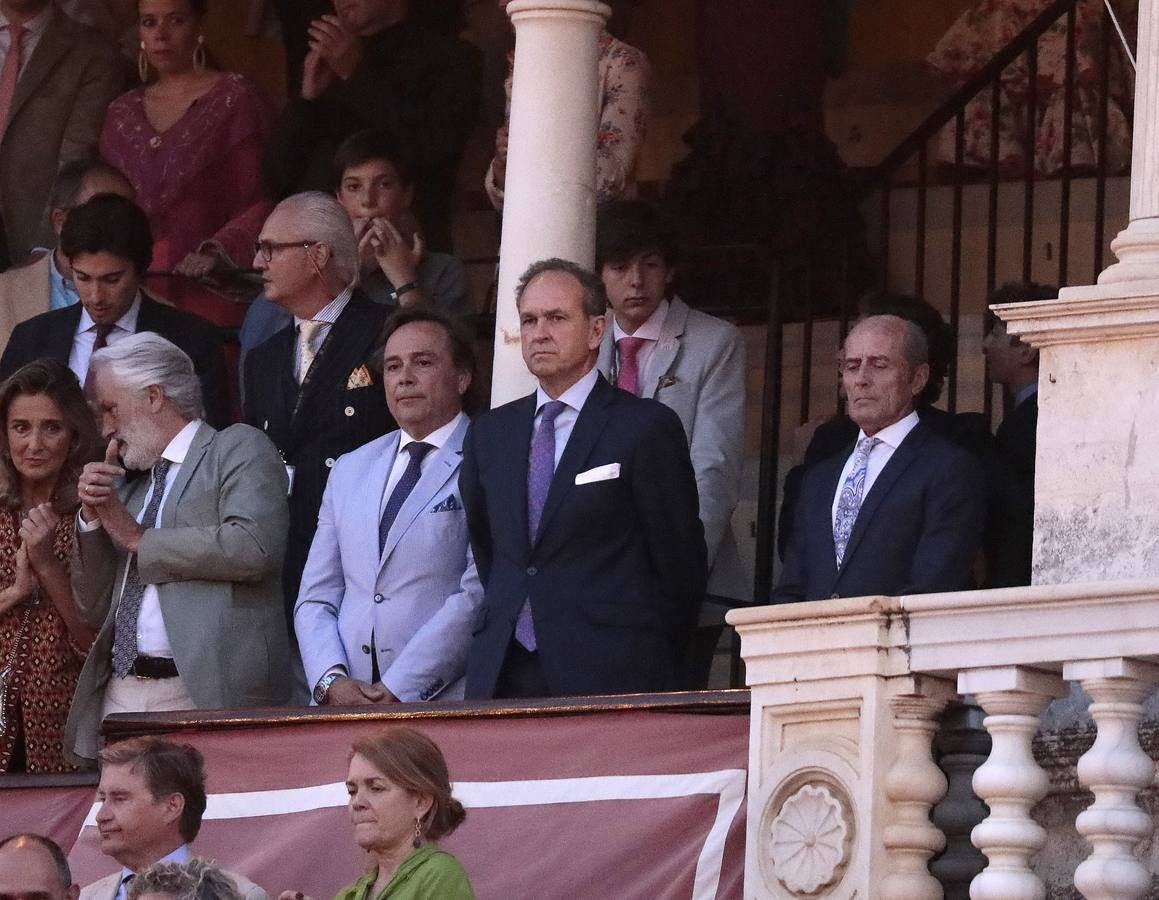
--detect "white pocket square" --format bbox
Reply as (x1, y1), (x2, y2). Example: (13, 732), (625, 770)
(575, 463), (620, 485)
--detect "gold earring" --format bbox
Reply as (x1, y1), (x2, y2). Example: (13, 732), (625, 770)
(193, 35), (207, 72)
(138, 41), (149, 83)
(412, 816), (422, 847)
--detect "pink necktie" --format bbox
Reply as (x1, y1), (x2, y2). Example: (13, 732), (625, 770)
(0, 23), (25, 142)
(616, 336), (647, 395)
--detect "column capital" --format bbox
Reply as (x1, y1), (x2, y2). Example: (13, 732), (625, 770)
(506, 0), (612, 22)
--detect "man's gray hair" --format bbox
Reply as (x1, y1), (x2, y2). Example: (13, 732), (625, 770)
(851, 314), (929, 372)
(90, 332), (204, 420)
(515, 257), (607, 317)
(126, 858), (242, 900)
(271, 191), (359, 285)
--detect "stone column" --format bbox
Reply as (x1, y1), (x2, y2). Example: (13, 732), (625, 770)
(490, 0), (610, 407)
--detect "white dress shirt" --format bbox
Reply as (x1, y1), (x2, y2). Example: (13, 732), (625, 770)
(611, 298), (668, 394)
(0, 7), (51, 81)
(68, 295), (142, 383)
(831, 409), (921, 527)
(292, 286), (353, 375)
(380, 410), (466, 511)
(533, 365), (600, 469)
(81, 420), (203, 660)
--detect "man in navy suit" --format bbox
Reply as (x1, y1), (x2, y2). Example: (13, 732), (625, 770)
(774, 314), (985, 603)
(460, 258), (706, 699)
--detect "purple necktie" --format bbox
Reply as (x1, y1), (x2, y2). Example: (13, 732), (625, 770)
(616, 336), (647, 395)
(515, 399), (567, 650)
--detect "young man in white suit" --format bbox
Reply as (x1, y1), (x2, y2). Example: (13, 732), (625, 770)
(295, 307), (481, 705)
(595, 200), (748, 689)
(79, 738), (265, 900)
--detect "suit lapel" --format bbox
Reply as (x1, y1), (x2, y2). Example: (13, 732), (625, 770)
(158, 422), (214, 527)
(643, 298), (688, 397)
(838, 424), (930, 573)
(290, 295), (377, 433)
(49, 304), (83, 362)
(7, 12), (70, 127)
(533, 375), (614, 548)
(380, 416), (468, 569)
(596, 328), (616, 381)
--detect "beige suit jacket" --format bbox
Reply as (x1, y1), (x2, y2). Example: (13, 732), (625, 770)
(0, 251), (51, 353)
(0, 9), (124, 259)
(80, 865), (269, 900)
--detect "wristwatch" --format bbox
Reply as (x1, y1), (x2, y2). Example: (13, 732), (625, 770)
(389, 281), (418, 304)
(313, 671), (344, 704)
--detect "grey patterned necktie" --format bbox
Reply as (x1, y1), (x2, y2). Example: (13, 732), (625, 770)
(833, 436), (880, 567)
(112, 459), (172, 677)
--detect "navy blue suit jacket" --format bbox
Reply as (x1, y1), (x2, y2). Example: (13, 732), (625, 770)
(460, 374), (707, 698)
(774, 421), (986, 602)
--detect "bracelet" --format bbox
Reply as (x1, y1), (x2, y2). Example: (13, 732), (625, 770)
(389, 281), (418, 303)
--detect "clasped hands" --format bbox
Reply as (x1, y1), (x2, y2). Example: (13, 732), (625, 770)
(78, 438), (145, 554)
(0, 503), (61, 617)
(302, 14), (362, 100)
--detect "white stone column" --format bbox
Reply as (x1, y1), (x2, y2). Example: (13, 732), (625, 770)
(957, 666), (1066, 900)
(1096, 0), (1159, 292)
(1063, 658), (1159, 900)
(489, 0), (610, 407)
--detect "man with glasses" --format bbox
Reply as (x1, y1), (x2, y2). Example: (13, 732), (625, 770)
(243, 191), (393, 631)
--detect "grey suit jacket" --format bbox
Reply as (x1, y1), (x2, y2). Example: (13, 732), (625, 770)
(295, 415), (482, 701)
(64, 423), (291, 766)
(0, 251), (50, 352)
(80, 865), (268, 900)
(0, 9), (124, 259)
(598, 296), (748, 602)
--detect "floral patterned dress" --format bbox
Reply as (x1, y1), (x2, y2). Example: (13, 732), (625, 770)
(0, 510), (85, 773)
(927, 0), (1135, 174)
(485, 32), (651, 209)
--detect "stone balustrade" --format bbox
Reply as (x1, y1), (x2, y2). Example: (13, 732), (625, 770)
(726, 580), (1159, 899)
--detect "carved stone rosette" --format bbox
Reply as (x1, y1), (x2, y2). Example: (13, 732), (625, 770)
(763, 782), (852, 895)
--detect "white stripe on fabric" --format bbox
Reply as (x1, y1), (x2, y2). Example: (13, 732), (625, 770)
(80, 769), (746, 900)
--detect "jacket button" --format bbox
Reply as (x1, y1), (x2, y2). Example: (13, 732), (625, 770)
(361, 645), (371, 654)
(344, 406), (355, 417)
(526, 566), (537, 576)
(374, 593), (384, 604)
(325, 457), (335, 468)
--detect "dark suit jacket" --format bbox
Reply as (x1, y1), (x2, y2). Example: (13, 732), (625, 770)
(0, 9), (124, 259)
(242, 292), (393, 616)
(774, 421), (986, 603)
(985, 392), (1037, 587)
(460, 374), (707, 699)
(0, 294), (229, 427)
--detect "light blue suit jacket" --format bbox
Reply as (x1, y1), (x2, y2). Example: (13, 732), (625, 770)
(294, 414), (482, 701)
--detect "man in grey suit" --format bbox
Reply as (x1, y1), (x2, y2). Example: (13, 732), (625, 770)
(0, 0), (124, 261)
(64, 333), (291, 766)
(296, 307), (481, 705)
(80, 738), (266, 900)
(595, 200), (747, 688)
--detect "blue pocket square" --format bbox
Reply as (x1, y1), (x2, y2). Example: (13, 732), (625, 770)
(431, 495), (462, 513)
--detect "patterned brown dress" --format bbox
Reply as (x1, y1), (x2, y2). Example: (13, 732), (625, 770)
(0, 508), (85, 772)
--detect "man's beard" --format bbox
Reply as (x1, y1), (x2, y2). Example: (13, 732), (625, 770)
(117, 417), (167, 471)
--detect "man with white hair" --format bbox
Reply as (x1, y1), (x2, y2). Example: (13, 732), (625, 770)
(64, 333), (291, 766)
(243, 191), (393, 620)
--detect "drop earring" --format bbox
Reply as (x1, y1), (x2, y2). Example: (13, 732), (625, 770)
(138, 41), (149, 83)
(193, 34), (207, 72)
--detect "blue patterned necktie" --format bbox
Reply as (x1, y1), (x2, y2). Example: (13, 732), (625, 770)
(378, 442), (434, 554)
(515, 400), (567, 651)
(112, 459), (172, 678)
(833, 436), (880, 567)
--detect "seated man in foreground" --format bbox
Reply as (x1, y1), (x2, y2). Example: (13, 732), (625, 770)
(0, 834), (78, 900)
(81, 737), (265, 900)
(774, 314), (985, 602)
(64, 334), (290, 766)
(296, 308), (482, 705)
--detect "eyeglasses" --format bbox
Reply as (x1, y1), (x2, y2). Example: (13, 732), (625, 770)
(253, 239), (317, 262)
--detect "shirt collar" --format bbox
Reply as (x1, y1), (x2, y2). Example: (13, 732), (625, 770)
(46, 250), (77, 296)
(612, 299), (669, 343)
(536, 365), (600, 415)
(859, 408), (920, 450)
(78, 294), (142, 336)
(294, 285), (353, 328)
(0, 6), (52, 37)
(160, 420), (203, 466)
(399, 410), (465, 452)
(120, 843), (189, 880)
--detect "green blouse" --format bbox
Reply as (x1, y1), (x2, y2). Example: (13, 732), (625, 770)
(334, 847), (474, 900)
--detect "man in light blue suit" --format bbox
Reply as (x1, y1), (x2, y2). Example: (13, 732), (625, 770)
(295, 307), (481, 705)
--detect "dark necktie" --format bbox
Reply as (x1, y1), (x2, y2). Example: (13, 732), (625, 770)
(83, 323), (115, 393)
(378, 442), (434, 554)
(112, 459), (172, 677)
(516, 400), (567, 650)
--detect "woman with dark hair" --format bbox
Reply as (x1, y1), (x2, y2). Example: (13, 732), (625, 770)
(0, 359), (101, 772)
(99, 0), (274, 275)
(281, 727), (473, 900)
